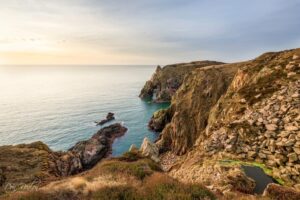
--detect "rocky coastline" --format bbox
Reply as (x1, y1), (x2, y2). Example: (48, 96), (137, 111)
(139, 60), (224, 102)
(1, 48), (300, 199)
(0, 123), (127, 192)
(145, 48), (300, 198)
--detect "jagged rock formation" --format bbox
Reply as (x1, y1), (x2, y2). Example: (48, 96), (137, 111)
(70, 123), (127, 168)
(0, 123), (127, 190)
(139, 137), (160, 162)
(155, 48), (300, 194)
(156, 63), (240, 154)
(148, 108), (173, 132)
(95, 112), (115, 126)
(139, 61), (224, 102)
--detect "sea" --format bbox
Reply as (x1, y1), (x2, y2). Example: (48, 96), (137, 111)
(0, 65), (169, 156)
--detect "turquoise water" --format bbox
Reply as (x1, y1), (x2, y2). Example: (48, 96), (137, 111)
(0, 65), (169, 156)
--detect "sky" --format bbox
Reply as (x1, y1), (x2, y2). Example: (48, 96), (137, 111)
(0, 0), (300, 65)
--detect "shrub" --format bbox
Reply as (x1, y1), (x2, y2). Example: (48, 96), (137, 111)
(100, 160), (153, 180)
(91, 186), (137, 200)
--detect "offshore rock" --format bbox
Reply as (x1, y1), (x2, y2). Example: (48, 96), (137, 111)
(95, 112), (115, 126)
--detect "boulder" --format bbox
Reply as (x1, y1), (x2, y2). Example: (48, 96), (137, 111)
(128, 144), (138, 152)
(265, 124), (278, 131)
(284, 125), (299, 131)
(140, 137), (160, 162)
(293, 54), (299, 60)
(288, 153), (298, 163)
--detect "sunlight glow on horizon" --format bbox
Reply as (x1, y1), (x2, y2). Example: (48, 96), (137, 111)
(0, 0), (300, 65)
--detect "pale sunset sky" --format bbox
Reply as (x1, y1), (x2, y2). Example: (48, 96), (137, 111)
(0, 0), (300, 65)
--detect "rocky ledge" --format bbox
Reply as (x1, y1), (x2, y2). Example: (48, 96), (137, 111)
(70, 123), (127, 169)
(0, 123), (127, 191)
(139, 60), (224, 102)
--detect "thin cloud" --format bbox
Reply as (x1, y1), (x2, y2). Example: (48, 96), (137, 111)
(0, 0), (299, 64)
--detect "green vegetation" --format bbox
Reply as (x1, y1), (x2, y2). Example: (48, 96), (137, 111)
(119, 151), (143, 162)
(99, 158), (160, 180)
(92, 173), (216, 200)
(13, 174), (216, 200)
(219, 159), (284, 185)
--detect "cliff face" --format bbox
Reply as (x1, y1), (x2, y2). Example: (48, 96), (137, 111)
(139, 61), (224, 102)
(156, 63), (240, 155)
(199, 49), (300, 185)
(157, 48), (300, 192)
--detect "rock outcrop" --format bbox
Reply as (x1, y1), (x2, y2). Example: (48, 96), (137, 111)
(148, 108), (173, 132)
(139, 137), (160, 163)
(139, 61), (224, 102)
(70, 123), (127, 168)
(0, 123), (127, 190)
(154, 48), (300, 195)
(95, 112), (115, 126)
(199, 49), (300, 185)
(156, 63), (240, 154)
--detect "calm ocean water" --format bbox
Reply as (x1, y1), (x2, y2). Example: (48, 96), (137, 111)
(0, 65), (169, 156)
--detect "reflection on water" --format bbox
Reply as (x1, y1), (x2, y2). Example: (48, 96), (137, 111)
(242, 165), (277, 194)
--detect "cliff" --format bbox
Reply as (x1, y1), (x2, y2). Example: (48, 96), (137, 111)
(2, 48), (300, 199)
(139, 60), (224, 102)
(155, 62), (241, 154)
(0, 123), (127, 193)
(155, 48), (300, 196)
(2, 151), (216, 200)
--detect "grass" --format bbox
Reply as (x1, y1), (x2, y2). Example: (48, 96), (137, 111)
(6, 173), (216, 200)
(219, 159), (285, 185)
(89, 173), (216, 200)
(99, 159), (159, 180)
(119, 151), (143, 162)
(85, 151), (161, 181)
